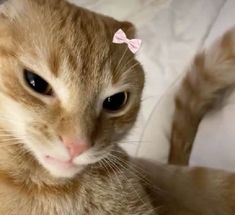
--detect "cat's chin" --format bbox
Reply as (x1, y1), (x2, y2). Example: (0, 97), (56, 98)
(39, 155), (86, 178)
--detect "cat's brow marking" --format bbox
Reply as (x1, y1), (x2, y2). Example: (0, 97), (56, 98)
(48, 50), (60, 77)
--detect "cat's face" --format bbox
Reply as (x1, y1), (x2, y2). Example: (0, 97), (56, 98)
(0, 0), (144, 178)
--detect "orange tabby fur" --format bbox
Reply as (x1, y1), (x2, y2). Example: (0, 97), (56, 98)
(0, 0), (155, 214)
(142, 160), (235, 214)
(169, 28), (235, 164)
(1, 0), (235, 215)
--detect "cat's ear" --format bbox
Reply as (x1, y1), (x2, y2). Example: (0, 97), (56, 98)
(119, 21), (136, 38)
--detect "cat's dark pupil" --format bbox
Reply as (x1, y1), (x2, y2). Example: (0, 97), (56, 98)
(24, 70), (50, 95)
(103, 92), (127, 111)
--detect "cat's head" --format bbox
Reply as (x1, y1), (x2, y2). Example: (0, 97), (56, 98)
(0, 0), (144, 178)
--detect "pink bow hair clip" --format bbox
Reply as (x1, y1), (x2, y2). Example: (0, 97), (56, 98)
(112, 29), (142, 54)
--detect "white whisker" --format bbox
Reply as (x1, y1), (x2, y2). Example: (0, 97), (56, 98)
(101, 158), (125, 200)
(106, 154), (146, 206)
(124, 62), (140, 74)
(113, 47), (129, 75)
(109, 150), (164, 195)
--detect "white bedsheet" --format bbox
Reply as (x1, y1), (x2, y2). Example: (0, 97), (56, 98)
(70, 0), (230, 165)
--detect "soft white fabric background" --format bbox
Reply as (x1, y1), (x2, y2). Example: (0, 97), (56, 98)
(70, 0), (235, 170)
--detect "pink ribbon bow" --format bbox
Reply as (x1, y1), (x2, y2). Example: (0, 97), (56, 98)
(112, 29), (142, 54)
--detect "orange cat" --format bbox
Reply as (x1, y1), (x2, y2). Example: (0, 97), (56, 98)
(1, 0), (235, 214)
(0, 0), (155, 214)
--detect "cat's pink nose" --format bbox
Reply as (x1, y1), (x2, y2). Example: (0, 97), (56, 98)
(61, 137), (89, 158)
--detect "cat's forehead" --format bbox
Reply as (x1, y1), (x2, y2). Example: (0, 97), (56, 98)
(13, 1), (123, 87)
(1, 0), (139, 106)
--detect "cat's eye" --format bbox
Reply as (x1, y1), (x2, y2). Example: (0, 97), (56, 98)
(103, 92), (128, 112)
(24, 69), (53, 96)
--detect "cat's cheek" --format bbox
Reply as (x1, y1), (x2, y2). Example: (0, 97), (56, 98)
(112, 123), (133, 140)
(72, 143), (114, 167)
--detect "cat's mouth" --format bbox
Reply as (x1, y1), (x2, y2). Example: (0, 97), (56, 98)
(44, 155), (76, 169)
(39, 154), (86, 178)
(33, 151), (88, 178)
(36, 146), (108, 178)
